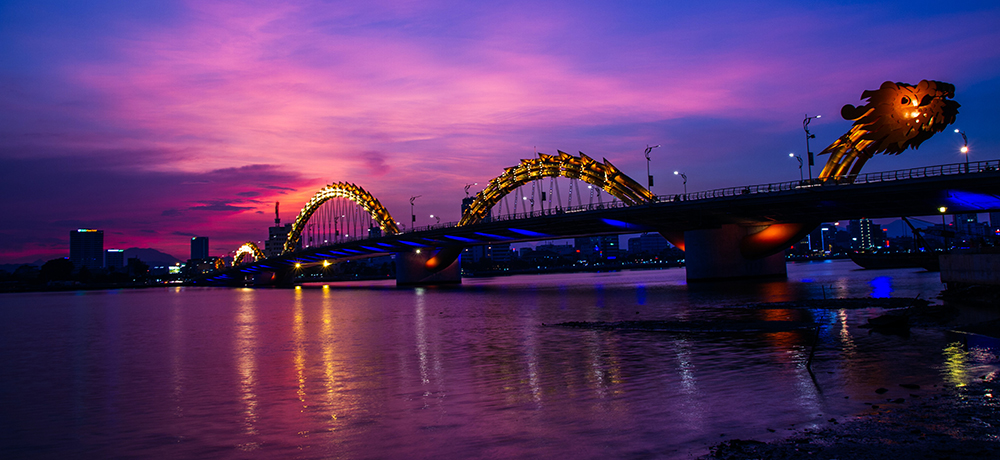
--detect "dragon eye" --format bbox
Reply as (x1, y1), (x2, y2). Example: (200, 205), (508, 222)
(901, 96), (910, 105)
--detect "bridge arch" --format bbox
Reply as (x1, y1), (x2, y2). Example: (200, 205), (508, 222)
(234, 242), (265, 265)
(285, 182), (400, 254)
(459, 151), (654, 226)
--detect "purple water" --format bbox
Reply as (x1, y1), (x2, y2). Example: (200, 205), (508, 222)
(2, 260), (997, 458)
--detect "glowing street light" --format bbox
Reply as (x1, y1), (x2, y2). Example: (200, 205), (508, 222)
(430, 214), (440, 224)
(803, 114), (821, 179)
(673, 170), (687, 195)
(954, 129), (969, 171)
(464, 183), (478, 197)
(789, 153), (803, 181)
(410, 195), (421, 229)
(644, 144), (661, 192)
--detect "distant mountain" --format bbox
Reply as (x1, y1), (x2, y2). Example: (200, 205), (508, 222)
(123, 248), (183, 267)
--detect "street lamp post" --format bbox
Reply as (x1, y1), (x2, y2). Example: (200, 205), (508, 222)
(955, 129), (969, 172)
(673, 171), (687, 195)
(464, 183), (478, 197)
(410, 195), (421, 230)
(939, 206), (949, 249)
(789, 153), (803, 181)
(644, 144), (660, 192)
(803, 114), (821, 179)
(430, 214), (440, 225)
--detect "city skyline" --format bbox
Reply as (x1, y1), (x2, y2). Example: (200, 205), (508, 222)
(3, 1), (999, 264)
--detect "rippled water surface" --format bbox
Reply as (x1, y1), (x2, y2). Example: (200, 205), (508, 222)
(2, 260), (998, 459)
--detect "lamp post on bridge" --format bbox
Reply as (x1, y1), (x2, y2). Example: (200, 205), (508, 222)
(955, 129), (969, 172)
(410, 195), (421, 230)
(644, 144), (660, 193)
(673, 171), (687, 195)
(803, 114), (821, 179)
(430, 214), (440, 225)
(790, 153), (803, 181)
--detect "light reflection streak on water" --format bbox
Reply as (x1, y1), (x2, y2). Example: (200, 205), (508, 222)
(522, 312), (543, 407)
(869, 276), (893, 298)
(414, 288), (443, 403)
(170, 288), (185, 418)
(294, 288), (307, 410)
(235, 288), (259, 446)
(670, 337), (705, 432)
(321, 284), (340, 425)
(584, 330), (609, 400)
(942, 342), (971, 388)
(836, 309), (856, 359)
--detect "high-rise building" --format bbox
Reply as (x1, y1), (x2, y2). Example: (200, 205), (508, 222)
(953, 213), (980, 237)
(574, 235), (620, 261)
(105, 249), (125, 270)
(264, 202), (298, 258)
(191, 237), (209, 260)
(70, 229), (104, 269)
(849, 219), (884, 249)
(627, 233), (669, 255)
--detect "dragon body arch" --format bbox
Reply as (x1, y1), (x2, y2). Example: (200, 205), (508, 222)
(458, 151), (654, 227)
(284, 182), (400, 255)
(234, 242), (265, 265)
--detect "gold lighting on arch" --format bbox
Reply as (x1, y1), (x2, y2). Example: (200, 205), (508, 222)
(458, 151), (655, 227)
(234, 242), (265, 265)
(284, 182), (399, 254)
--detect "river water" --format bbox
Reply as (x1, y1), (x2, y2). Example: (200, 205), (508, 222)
(2, 259), (998, 459)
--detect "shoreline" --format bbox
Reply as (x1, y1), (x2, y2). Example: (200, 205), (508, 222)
(700, 375), (999, 459)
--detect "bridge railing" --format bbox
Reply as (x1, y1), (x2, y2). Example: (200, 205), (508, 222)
(653, 159), (1000, 203)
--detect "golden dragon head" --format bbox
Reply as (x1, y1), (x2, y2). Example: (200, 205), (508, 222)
(819, 80), (960, 178)
(840, 80), (960, 155)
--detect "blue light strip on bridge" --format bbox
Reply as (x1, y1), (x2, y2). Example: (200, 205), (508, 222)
(398, 240), (425, 247)
(507, 228), (550, 237)
(360, 246), (382, 251)
(600, 218), (648, 230)
(444, 235), (477, 242)
(473, 232), (512, 240)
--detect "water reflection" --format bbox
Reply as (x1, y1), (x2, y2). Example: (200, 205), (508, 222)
(294, 287), (307, 410)
(6, 261), (998, 459)
(234, 288), (259, 449)
(869, 276), (893, 298)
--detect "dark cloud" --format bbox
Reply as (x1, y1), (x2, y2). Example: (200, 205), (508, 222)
(188, 201), (256, 212)
(162, 209), (183, 217)
(237, 191), (260, 197)
(361, 150), (391, 176)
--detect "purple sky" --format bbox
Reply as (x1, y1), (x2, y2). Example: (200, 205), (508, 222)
(2, 0), (999, 263)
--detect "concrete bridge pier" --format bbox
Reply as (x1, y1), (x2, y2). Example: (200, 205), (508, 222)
(684, 224), (788, 281)
(395, 247), (462, 286)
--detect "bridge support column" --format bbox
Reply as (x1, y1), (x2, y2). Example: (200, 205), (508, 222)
(395, 249), (462, 286)
(684, 224), (787, 281)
